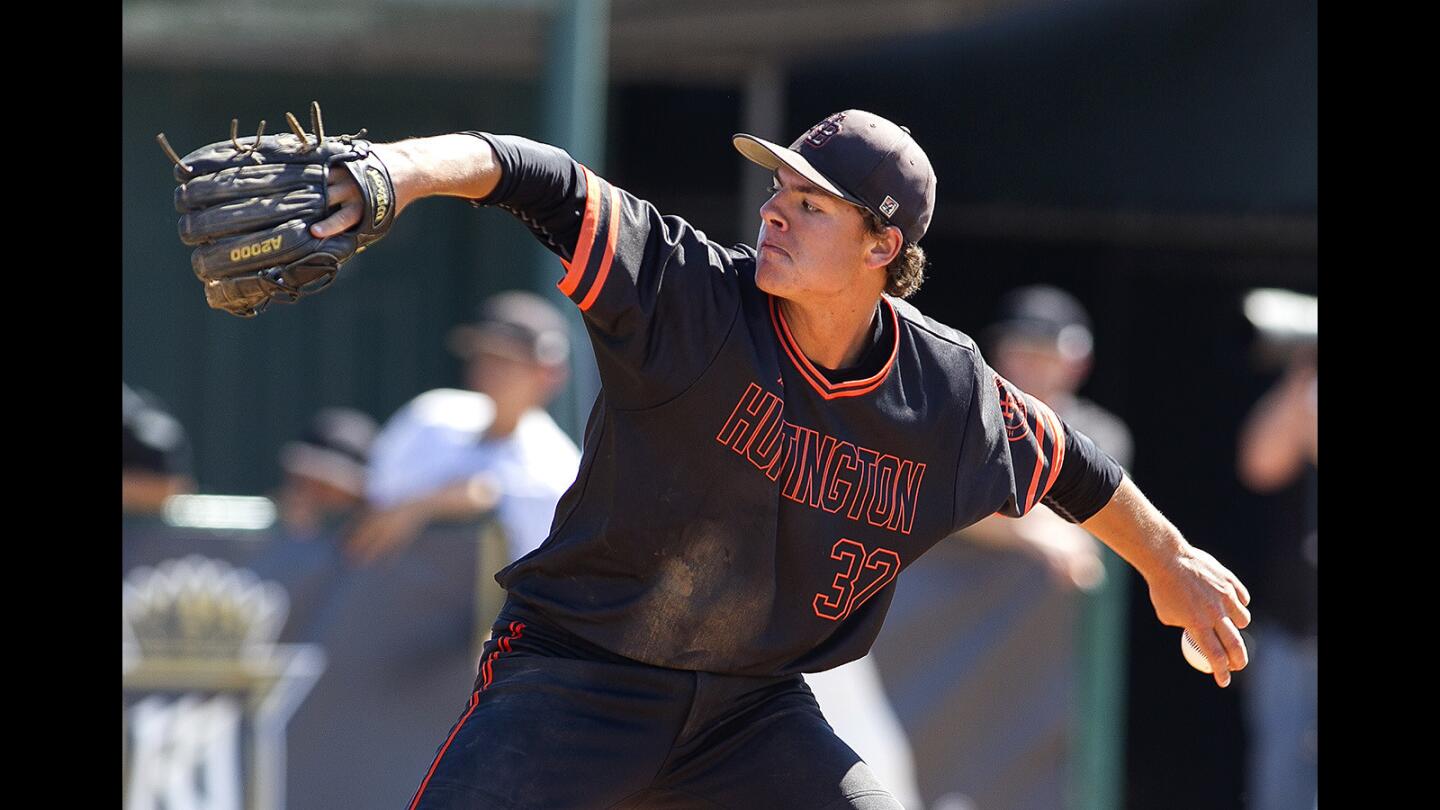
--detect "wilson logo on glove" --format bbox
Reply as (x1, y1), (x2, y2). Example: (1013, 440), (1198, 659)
(366, 167), (391, 227)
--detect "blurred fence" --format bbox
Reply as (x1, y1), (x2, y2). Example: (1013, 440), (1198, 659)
(872, 541), (1127, 810)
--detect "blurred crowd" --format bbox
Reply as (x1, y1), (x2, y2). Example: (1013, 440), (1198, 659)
(124, 290), (580, 560)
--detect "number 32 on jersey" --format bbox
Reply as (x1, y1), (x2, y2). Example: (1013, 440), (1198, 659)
(813, 538), (900, 621)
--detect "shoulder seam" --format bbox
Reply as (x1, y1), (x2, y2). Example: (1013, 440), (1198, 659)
(897, 313), (977, 354)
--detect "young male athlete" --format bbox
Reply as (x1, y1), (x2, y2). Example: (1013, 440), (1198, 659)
(307, 110), (1251, 809)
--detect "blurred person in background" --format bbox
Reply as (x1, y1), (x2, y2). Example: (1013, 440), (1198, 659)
(1236, 291), (1317, 810)
(248, 405), (489, 810)
(964, 285), (1133, 587)
(123, 381), (196, 513)
(874, 285), (1134, 810)
(349, 290), (581, 565)
(275, 406), (379, 542)
(245, 406), (381, 644)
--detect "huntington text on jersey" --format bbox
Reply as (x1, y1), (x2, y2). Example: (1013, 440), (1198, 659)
(716, 383), (926, 535)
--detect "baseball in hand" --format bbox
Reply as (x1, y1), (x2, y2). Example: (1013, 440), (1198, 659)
(1181, 630), (1213, 673)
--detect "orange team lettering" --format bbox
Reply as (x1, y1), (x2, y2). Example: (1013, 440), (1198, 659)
(715, 383), (926, 535)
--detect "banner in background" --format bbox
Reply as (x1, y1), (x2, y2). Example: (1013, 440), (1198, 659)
(123, 515), (504, 810)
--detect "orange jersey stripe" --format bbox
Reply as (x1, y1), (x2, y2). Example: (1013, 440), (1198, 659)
(769, 298), (832, 394)
(558, 167), (603, 296)
(776, 298), (895, 392)
(1036, 400), (1066, 502)
(480, 621), (525, 691)
(769, 297), (899, 399)
(771, 301), (865, 401)
(577, 185), (623, 313)
(1022, 406), (1048, 514)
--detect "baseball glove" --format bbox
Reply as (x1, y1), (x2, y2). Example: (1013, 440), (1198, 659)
(157, 102), (396, 318)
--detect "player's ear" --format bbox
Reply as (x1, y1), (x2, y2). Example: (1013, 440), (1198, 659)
(1064, 352), (1094, 390)
(540, 361), (569, 396)
(864, 225), (903, 270)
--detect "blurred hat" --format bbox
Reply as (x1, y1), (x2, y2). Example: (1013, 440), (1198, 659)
(279, 407), (378, 496)
(123, 382), (193, 476)
(447, 290), (570, 367)
(1243, 287), (1317, 368)
(1243, 287), (1316, 344)
(984, 285), (1094, 361)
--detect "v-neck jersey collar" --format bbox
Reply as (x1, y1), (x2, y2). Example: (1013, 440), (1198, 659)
(768, 296), (900, 400)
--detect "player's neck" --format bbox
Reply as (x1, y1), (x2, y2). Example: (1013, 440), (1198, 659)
(778, 296), (883, 371)
(485, 408), (524, 441)
(1046, 390), (1077, 413)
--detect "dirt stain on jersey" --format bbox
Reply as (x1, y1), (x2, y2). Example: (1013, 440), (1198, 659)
(622, 519), (775, 666)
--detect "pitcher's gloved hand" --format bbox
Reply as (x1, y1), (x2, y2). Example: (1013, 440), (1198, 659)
(158, 101), (396, 317)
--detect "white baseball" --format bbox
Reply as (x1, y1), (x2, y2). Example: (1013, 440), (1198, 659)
(1181, 630), (1213, 673)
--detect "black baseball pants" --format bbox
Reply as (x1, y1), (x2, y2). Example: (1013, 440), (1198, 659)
(407, 600), (903, 809)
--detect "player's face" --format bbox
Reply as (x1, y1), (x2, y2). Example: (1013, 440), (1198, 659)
(754, 166), (881, 302)
(465, 337), (562, 415)
(993, 336), (1089, 403)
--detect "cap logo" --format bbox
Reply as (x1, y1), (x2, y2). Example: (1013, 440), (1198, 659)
(802, 112), (847, 148)
(879, 196), (899, 218)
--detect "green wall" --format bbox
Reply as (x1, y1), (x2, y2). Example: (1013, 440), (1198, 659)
(123, 69), (549, 493)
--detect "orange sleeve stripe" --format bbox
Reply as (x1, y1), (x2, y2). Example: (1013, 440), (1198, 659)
(1023, 408), (1048, 513)
(558, 167), (603, 297)
(1037, 402), (1066, 501)
(577, 184), (622, 313)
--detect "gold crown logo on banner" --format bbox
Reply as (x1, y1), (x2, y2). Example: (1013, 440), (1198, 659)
(122, 555), (290, 661)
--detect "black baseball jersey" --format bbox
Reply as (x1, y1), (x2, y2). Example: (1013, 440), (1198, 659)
(473, 134), (1123, 677)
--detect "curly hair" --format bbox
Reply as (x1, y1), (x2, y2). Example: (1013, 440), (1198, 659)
(861, 208), (928, 299)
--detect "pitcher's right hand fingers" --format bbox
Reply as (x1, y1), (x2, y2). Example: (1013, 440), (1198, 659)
(311, 167), (363, 239)
(1191, 617), (1249, 688)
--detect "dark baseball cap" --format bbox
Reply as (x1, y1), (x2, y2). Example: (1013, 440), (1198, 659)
(733, 109), (937, 244)
(123, 382), (194, 477)
(447, 290), (571, 367)
(279, 407), (378, 495)
(984, 285), (1094, 360)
